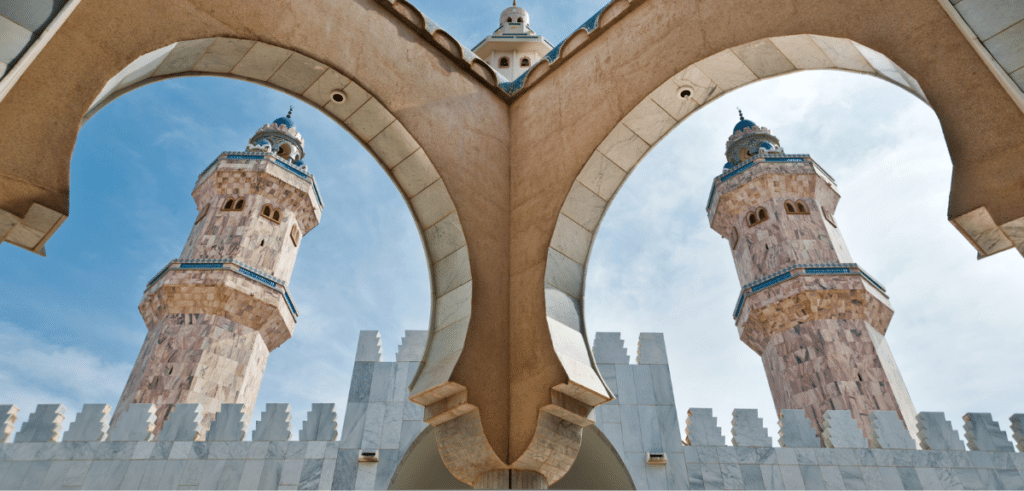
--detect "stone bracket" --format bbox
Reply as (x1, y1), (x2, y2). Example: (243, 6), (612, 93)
(0, 203), (67, 256)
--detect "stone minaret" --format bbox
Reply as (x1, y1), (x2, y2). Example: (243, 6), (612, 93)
(113, 111), (323, 435)
(706, 112), (916, 443)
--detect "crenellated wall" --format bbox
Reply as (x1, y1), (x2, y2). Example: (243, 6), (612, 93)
(2, 331), (1024, 490)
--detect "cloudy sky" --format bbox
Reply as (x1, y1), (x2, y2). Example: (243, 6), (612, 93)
(2, 0), (1022, 446)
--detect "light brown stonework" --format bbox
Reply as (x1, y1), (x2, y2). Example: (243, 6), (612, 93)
(114, 149), (322, 436)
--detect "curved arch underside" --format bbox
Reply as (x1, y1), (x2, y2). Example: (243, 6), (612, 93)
(3, 0), (1024, 487)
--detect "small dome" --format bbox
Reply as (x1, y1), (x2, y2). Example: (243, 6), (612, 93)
(273, 116), (294, 129)
(500, 4), (529, 26)
(733, 119), (756, 134)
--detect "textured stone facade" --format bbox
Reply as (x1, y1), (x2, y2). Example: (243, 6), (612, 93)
(709, 120), (916, 444)
(114, 120), (323, 438)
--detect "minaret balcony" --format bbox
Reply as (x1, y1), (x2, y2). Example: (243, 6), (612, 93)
(138, 259), (298, 351)
(732, 263), (893, 354)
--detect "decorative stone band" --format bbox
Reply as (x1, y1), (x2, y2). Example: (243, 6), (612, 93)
(146, 258), (298, 317)
(705, 154), (832, 211)
(732, 263), (886, 320)
(199, 151), (324, 208)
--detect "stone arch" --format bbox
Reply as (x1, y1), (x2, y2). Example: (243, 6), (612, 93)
(85, 38), (472, 411)
(544, 35), (930, 340)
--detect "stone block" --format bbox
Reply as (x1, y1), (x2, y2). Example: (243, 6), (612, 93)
(254, 404), (293, 441)
(963, 413), (1015, 452)
(14, 404), (65, 442)
(206, 404), (246, 441)
(870, 411), (916, 449)
(778, 409), (821, 448)
(355, 331), (382, 362)
(823, 410), (868, 448)
(158, 404), (203, 441)
(0, 404), (17, 443)
(299, 404), (338, 441)
(1010, 414), (1024, 452)
(916, 412), (966, 451)
(110, 404), (157, 442)
(685, 408), (726, 446)
(637, 332), (669, 365)
(732, 409), (772, 447)
(396, 331), (429, 362)
(592, 332), (630, 365)
(63, 404), (111, 442)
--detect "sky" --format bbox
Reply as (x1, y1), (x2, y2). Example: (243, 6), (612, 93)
(2, 0), (1022, 447)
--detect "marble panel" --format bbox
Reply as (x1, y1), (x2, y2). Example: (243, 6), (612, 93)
(794, 448), (817, 465)
(839, 465), (865, 490)
(760, 464), (784, 490)
(632, 365), (656, 406)
(345, 98), (395, 142)
(138, 460), (168, 490)
(954, 467), (984, 490)
(214, 459), (245, 490)
(872, 466), (904, 490)
(686, 462), (705, 490)
(717, 462), (740, 490)
(593, 333), (629, 365)
(820, 465), (845, 490)
(398, 421), (424, 454)
(854, 448), (877, 467)
(368, 121), (419, 170)
(248, 441), (271, 460)
(298, 459), (323, 490)
(253, 404), (292, 442)
(665, 455), (689, 489)
(917, 412), (966, 450)
(823, 410), (868, 448)
(671, 64), (718, 105)
(852, 43), (914, 88)
(360, 403), (386, 451)
(258, 459), (285, 489)
(686, 408), (725, 446)
(649, 77), (701, 121)
(637, 406), (662, 452)
(239, 459), (268, 489)
(597, 123), (651, 172)
(647, 463), (669, 490)
(151, 38), (216, 77)
(192, 38), (254, 73)
(740, 463), (766, 490)
(733, 38), (797, 78)
(0, 18), (31, 64)
(149, 441), (173, 460)
(319, 458), (338, 490)
(207, 404), (246, 442)
(551, 213), (592, 265)
(996, 468), (1024, 489)
(613, 365), (638, 405)
(815, 448), (839, 466)
(968, 451), (994, 469)
(621, 97), (677, 145)
(410, 179), (457, 232)
(287, 441), (309, 459)
(392, 148), (439, 198)
(697, 446), (720, 464)
(18, 460), (50, 489)
(299, 404), (338, 442)
(601, 421), (624, 454)
(623, 452), (649, 489)
(380, 404), (403, 450)
(546, 247), (584, 299)
(650, 365), (676, 406)
(61, 460), (92, 487)
(984, 22), (1024, 74)
(620, 405), (644, 453)
(779, 409), (821, 448)
(955, 0), (1024, 40)
(963, 413), (1014, 452)
(433, 246), (472, 297)
(158, 404), (203, 442)
(701, 463), (725, 490)
(933, 466), (964, 489)
(304, 441), (328, 460)
(913, 467), (943, 490)
(732, 409), (772, 447)
(656, 405), (685, 453)
(355, 331), (383, 363)
(779, 465), (805, 490)
(230, 42), (291, 81)
(195, 459), (226, 490)
(353, 462), (377, 490)
(368, 364), (396, 403)
(897, 466), (924, 490)
(169, 441), (192, 460)
(179, 459), (205, 486)
(131, 441), (155, 460)
(423, 213), (467, 265)
(991, 449), (1015, 469)
(267, 52), (328, 95)
(396, 333), (429, 363)
(770, 35), (836, 70)
(870, 411), (916, 449)
(154, 459), (185, 490)
(63, 405), (110, 443)
(301, 68), (353, 107)
(39, 459), (71, 489)
(14, 404), (65, 443)
(577, 152), (627, 200)
(776, 448), (798, 466)
(374, 449), (401, 489)
(561, 181), (607, 232)
(695, 49), (758, 92)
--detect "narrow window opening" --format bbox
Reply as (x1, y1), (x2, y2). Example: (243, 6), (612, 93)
(499, 57), (510, 68)
(290, 225), (301, 247)
(758, 208), (768, 221)
(747, 213), (757, 226)
(785, 201), (795, 214)
(272, 210), (280, 221)
(234, 199), (244, 210)
(223, 199), (235, 210)
(506, 17), (512, 22)
(167, 366), (173, 375)
(262, 205), (272, 217)
(260, 239), (265, 247)
(797, 201), (808, 213)
(520, 57), (530, 67)
(857, 373), (863, 382)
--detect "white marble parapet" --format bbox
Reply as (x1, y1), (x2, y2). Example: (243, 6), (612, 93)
(917, 412), (967, 451)
(253, 403), (292, 441)
(778, 409), (821, 448)
(636, 332), (669, 365)
(592, 332), (629, 365)
(0, 404), (18, 443)
(355, 330), (383, 362)
(870, 411), (916, 449)
(158, 404), (203, 442)
(62, 404), (111, 442)
(964, 412), (1015, 452)
(207, 404), (246, 442)
(685, 408), (725, 446)
(731, 409), (771, 447)
(395, 330), (428, 362)
(299, 403), (338, 441)
(109, 403), (156, 442)
(14, 404), (65, 443)
(823, 410), (869, 448)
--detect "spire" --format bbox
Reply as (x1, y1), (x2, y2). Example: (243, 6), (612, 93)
(738, 108), (744, 121)
(287, 106), (293, 119)
(513, 0), (516, 5)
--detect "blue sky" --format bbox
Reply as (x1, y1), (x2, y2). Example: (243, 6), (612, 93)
(2, 0), (1022, 445)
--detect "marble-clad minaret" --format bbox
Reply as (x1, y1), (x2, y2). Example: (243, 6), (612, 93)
(112, 111), (323, 435)
(706, 112), (917, 443)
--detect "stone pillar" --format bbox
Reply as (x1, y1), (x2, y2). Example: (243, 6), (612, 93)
(707, 117), (916, 442)
(113, 116), (322, 435)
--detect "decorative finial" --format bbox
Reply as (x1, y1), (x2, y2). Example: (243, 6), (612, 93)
(738, 108), (744, 121)
(287, 106), (293, 119)
(513, 0), (516, 5)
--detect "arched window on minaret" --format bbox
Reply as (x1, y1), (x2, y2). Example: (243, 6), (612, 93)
(223, 199), (235, 210)
(517, 17), (523, 22)
(757, 207), (768, 222)
(234, 199), (244, 210)
(796, 200), (808, 214)
(499, 57), (510, 68)
(747, 212), (757, 227)
(521, 57), (531, 67)
(506, 17), (512, 22)
(785, 201), (796, 214)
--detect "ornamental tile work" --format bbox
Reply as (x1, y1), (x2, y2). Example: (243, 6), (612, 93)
(2, 331), (1024, 489)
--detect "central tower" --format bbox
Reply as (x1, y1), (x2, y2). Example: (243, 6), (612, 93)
(707, 113), (917, 442)
(113, 112), (324, 434)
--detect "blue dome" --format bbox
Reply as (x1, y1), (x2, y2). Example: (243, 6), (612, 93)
(273, 117), (294, 129)
(733, 119), (756, 133)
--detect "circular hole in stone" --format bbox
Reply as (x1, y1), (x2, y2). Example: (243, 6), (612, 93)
(330, 90), (345, 103)
(680, 89), (692, 99)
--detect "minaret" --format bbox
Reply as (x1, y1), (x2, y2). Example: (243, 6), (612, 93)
(112, 110), (323, 434)
(472, 2), (553, 80)
(706, 112), (917, 442)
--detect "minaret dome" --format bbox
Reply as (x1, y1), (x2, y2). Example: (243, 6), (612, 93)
(724, 110), (782, 167)
(500, 2), (529, 28)
(248, 108), (306, 163)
